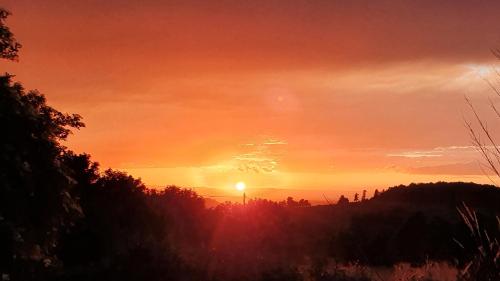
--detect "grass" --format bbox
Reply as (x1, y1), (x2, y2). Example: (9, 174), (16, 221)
(455, 203), (499, 281)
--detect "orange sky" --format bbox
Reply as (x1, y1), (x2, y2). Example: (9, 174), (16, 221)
(2, 1), (500, 201)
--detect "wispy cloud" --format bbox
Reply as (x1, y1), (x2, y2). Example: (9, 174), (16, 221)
(262, 139), (288, 145)
(387, 151), (443, 158)
(234, 138), (287, 173)
(387, 145), (479, 159)
(384, 145), (495, 176)
(403, 162), (486, 176)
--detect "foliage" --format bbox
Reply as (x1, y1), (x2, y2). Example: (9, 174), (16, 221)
(337, 195), (350, 205)
(0, 74), (83, 279)
(0, 8), (21, 61)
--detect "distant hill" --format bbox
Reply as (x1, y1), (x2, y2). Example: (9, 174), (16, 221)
(297, 182), (500, 266)
(367, 181), (500, 213)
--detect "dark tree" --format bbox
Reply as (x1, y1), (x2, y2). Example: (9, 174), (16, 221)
(353, 193), (359, 202)
(0, 8), (21, 61)
(298, 198), (311, 207)
(0, 75), (84, 278)
(61, 151), (100, 195)
(281, 196), (311, 207)
(0, 8), (86, 279)
(337, 195), (349, 206)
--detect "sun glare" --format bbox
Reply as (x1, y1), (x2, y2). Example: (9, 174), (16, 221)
(235, 181), (246, 191)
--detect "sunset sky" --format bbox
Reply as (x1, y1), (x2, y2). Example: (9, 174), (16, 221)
(2, 0), (500, 200)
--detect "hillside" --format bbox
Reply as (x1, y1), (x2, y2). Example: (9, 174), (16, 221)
(286, 182), (500, 266)
(369, 182), (500, 212)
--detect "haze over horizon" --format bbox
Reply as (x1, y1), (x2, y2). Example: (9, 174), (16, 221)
(2, 0), (500, 198)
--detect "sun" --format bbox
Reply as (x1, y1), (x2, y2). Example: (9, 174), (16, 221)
(235, 181), (246, 191)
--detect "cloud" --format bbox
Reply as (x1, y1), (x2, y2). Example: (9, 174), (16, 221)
(384, 145), (498, 176)
(387, 152), (443, 158)
(404, 162), (484, 176)
(262, 139), (288, 145)
(234, 138), (287, 173)
(4, 0), (500, 74)
(387, 146), (479, 159)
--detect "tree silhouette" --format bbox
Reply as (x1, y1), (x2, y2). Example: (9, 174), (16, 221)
(337, 195), (349, 206)
(0, 75), (84, 278)
(0, 8), (21, 60)
(353, 193), (359, 202)
(281, 196), (311, 207)
(61, 151), (100, 195)
(0, 11), (83, 278)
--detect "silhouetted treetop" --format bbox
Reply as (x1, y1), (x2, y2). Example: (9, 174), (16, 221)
(337, 195), (349, 205)
(280, 196), (311, 207)
(0, 8), (21, 61)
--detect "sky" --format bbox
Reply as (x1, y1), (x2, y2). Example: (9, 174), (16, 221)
(2, 0), (500, 201)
